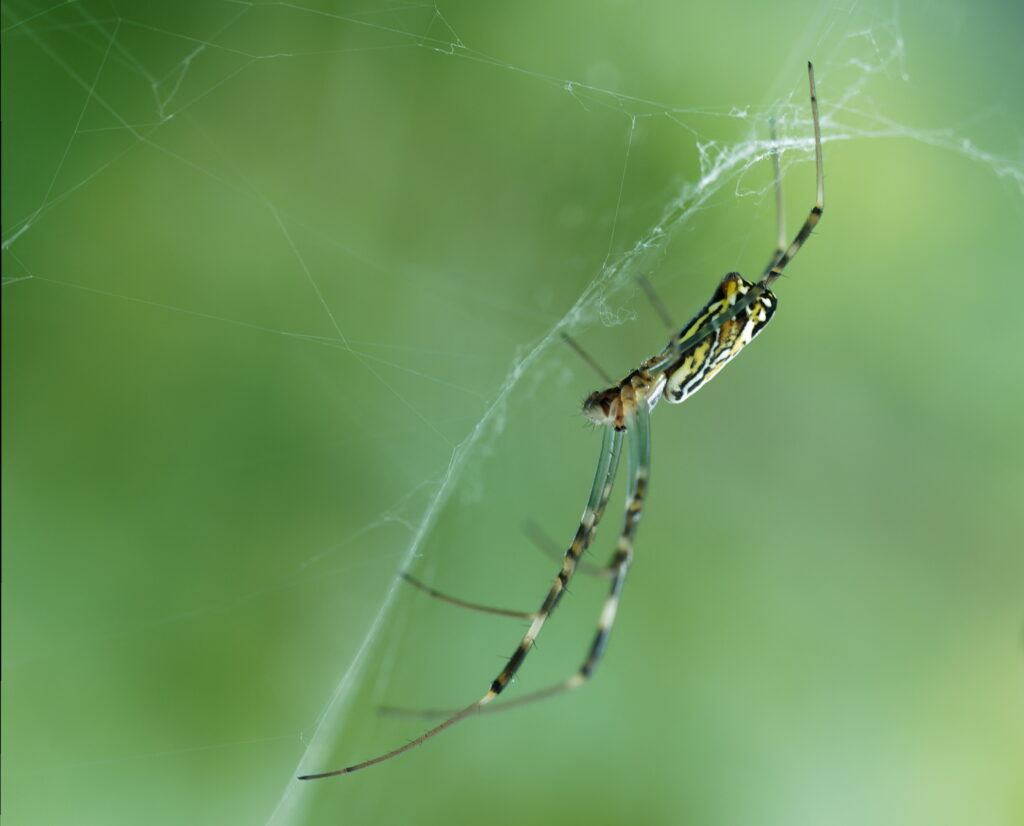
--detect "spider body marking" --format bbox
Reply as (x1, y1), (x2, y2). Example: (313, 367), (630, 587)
(584, 271), (778, 430)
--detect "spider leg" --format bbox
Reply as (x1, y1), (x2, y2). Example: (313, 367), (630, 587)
(467, 398), (651, 717)
(394, 422), (624, 618)
(762, 62), (824, 290)
(650, 62), (824, 376)
(576, 401), (649, 678)
(298, 425), (624, 779)
(523, 519), (611, 580)
(761, 116), (787, 279)
(637, 274), (676, 332)
(560, 331), (614, 384)
(399, 572), (535, 619)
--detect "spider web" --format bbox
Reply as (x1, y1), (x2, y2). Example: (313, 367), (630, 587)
(4, 2), (1023, 825)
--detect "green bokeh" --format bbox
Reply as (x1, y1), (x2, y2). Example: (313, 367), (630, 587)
(4, 2), (1022, 825)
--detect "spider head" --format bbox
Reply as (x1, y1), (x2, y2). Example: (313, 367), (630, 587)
(582, 387), (620, 427)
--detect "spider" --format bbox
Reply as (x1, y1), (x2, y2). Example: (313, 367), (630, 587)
(299, 62), (824, 780)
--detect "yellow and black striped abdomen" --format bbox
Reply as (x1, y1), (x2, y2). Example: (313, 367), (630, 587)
(663, 272), (776, 404)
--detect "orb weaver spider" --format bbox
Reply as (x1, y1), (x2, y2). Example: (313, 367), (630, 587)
(300, 62), (824, 779)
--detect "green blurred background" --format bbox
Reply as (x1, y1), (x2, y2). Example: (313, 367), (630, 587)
(4, 1), (1023, 824)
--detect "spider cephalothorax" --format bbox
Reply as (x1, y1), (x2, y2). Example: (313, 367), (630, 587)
(583, 369), (667, 430)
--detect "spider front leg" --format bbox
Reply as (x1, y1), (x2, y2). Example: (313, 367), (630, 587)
(484, 424), (625, 699)
(298, 425), (625, 778)
(761, 62), (824, 290)
(474, 397), (651, 715)
(582, 399), (650, 677)
(762, 116), (788, 278)
(396, 431), (623, 621)
(653, 61), (825, 374)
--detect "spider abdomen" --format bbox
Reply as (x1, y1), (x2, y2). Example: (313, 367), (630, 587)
(663, 272), (777, 404)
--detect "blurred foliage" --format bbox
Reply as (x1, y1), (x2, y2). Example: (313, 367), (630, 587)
(3, 1), (1023, 825)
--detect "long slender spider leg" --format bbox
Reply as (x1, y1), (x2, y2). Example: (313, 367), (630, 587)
(399, 572), (536, 619)
(393, 423), (623, 620)
(466, 399), (652, 716)
(298, 425), (624, 779)
(637, 274), (676, 332)
(762, 61), (824, 289)
(483, 426), (624, 700)
(761, 116), (787, 279)
(523, 520), (611, 579)
(380, 404), (651, 722)
(560, 331), (614, 384)
(380, 435), (623, 721)
(579, 401), (649, 677)
(650, 62), (824, 376)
